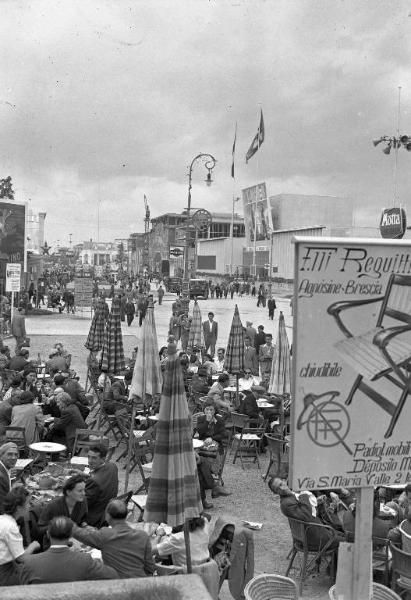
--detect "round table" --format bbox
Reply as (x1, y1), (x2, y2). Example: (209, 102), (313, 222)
(29, 442), (66, 454)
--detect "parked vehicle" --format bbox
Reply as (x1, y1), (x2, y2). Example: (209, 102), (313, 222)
(167, 277), (182, 294)
(189, 278), (209, 299)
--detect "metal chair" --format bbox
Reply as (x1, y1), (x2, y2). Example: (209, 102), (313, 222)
(328, 273), (411, 438)
(372, 536), (392, 587)
(390, 541), (411, 596)
(286, 517), (339, 596)
(329, 582), (402, 599)
(232, 425), (265, 469)
(5, 426), (28, 455)
(244, 573), (299, 600)
(263, 433), (289, 481)
(72, 428), (109, 456)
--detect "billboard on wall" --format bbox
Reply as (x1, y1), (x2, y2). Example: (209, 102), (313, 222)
(291, 236), (411, 490)
(241, 182), (272, 244)
(0, 202), (26, 276)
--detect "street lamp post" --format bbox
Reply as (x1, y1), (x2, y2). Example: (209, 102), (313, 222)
(182, 153), (216, 306)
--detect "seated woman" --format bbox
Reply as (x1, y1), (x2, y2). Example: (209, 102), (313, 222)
(196, 402), (228, 454)
(0, 486), (40, 586)
(8, 390), (44, 446)
(154, 516), (210, 568)
(38, 474), (88, 539)
(49, 391), (86, 453)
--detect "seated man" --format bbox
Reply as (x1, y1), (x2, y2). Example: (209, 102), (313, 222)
(238, 390), (260, 421)
(238, 370), (264, 393)
(71, 499), (156, 579)
(102, 372), (133, 414)
(191, 368), (210, 399)
(207, 373), (231, 412)
(46, 349), (69, 376)
(20, 516), (118, 584)
(85, 445), (119, 527)
(213, 348), (226, 373)
(269, 477), (342, 548)
(8, 349), (30, 373)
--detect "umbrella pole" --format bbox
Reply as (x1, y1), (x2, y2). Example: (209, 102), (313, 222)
(236, 373), (240, 411)
(124, 401), (136, 492)
(183, 520), (192, 574)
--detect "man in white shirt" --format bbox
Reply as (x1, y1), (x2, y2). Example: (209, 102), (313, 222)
(238, 370), (261, 392)
(203, 312), (218, 358)
(213, 348), (226, 373)
(0, 442), (18, 508)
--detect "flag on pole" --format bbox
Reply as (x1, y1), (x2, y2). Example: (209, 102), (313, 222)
(246, 109), (265, 163)
(231, 123), (237, 178)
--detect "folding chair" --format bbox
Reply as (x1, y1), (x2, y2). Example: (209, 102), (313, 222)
(129, 439), (155, 493)
(328, 273), (411, 438)
(286, 517), (339, 595)
(232, 425), (265, 469)
(72, 428), (109, 456)
(263, 433), (289, 481)
(5, 426), (28, 456)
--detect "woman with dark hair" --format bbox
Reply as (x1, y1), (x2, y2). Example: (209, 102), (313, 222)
(38, 474), (88, 537)
(8, 390), (44, 445)
(50, 391), (86, 452)
(0, 486), (40, 585)
(154, 516), (210, 567)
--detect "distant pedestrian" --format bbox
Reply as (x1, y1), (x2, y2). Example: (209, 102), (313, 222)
(11, 306), (27, 355)
(157, 285), (164, 305)
(254, 325), (266, 356)
(267, 297), (276, 320)
(203, 312), (218, 358)
(125, 299), (135, 326)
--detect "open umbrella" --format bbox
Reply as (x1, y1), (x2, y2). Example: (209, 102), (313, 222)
(225, 304), (245, 406)
(187, 300), (203, 351)
(144, 342), (202, 571)
(85, 298), (106, 352)
(125, 300), (162, 491)
(100, 295), (125, 375)
(269, 311), (291, 395)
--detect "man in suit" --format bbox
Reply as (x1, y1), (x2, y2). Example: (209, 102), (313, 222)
(203, 311), (218, 358)
(244, 321), (257, 346)
(244, 336), (259, 376)
(85, 445), (119, 527)
(11, 306), (27, 355)
(20, 516), (118, 584)
(72, 499), (156, 578)
(0, 442), (18, 508)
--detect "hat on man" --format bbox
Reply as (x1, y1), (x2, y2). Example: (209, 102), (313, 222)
(0, 442), (18, 458)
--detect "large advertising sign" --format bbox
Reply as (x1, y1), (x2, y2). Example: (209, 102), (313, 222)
(291, 237), (411, 490)
(242, 182), (272, 244)
(5, 263), (21, 292)
(0, 202), (25, 264)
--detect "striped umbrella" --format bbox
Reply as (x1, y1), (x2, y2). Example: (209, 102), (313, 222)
(144, 342), (202, 570)
(125, 300), (162, 490)
(100, 295), (125, 375)
(225, 304), (245, 374)
(269, 311), (291, 395)
(187, 300), (203, 350)
(84, 298), (106, 352)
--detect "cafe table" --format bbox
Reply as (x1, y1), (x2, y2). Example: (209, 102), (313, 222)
(29, 442), (67, 462)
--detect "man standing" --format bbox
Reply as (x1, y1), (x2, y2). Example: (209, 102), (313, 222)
(259, 333), (275, 379)
(85, 445), (119, 527)
(179, 310), (191, 352)
(20, 516), (118, 583)
(11, 306), (26, 355)
(0, 442), (18, 506)
(157, 285), (164, 305)
(244, 321), (257, 346)
(254, 325), (266, 356)
(124, 298), (135, 327)
(72, 499), (156, 578)
(203, 311), (218, 358)
(267, 297), (276, 320)
(244, 336), (259, 376)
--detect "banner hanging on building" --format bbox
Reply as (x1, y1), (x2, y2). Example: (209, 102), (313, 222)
(291, 236), (411, 490)
(241, 182), (272, 244)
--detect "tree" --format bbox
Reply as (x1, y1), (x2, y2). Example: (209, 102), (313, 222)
(0, 176), (14, 200)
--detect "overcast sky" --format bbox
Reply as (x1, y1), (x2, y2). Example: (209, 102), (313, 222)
(1, 0), (411, 247)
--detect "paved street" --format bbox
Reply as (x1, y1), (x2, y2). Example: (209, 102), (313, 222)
(19, 287), (331, 598)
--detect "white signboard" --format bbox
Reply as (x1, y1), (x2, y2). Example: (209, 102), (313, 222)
(6, 263), (21, 292)
(291, 237), (411, 490)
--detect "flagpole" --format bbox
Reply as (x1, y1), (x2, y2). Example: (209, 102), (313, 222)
(231, 123), (237, 277)
(253, 105), (262, 281)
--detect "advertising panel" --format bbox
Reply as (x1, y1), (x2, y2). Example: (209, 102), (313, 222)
(241, 182), (272, 244)
(74, 277), (93, 307)
(5, 263), (21, 292)
(291, 237), (411, 490)
(0, 202), (26, 279)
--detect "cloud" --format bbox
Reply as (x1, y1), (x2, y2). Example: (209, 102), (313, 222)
(1, 0), (411, 244)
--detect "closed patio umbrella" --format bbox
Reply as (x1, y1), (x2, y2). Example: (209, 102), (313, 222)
(269, 311), (291, 395)
(85, 297), (106, 352)
(100, 295), (125, 375)
(125, 300), (162, 491)
(144, 342), (202, 571)
(225, 305), (244, 406)
(187, 300), (203, 351)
